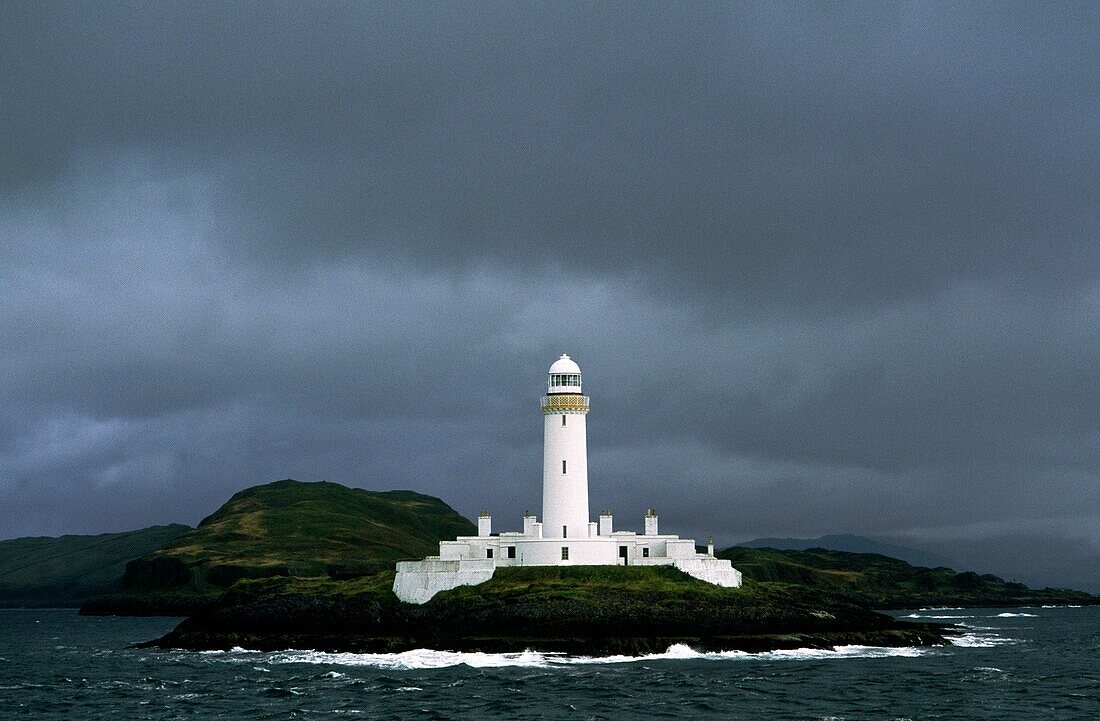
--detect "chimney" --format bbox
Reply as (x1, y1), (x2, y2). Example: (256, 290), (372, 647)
(478, 511), (491, 537)
(599, 510), (614, 536)
(644, 508), (658, 536)
(523, 511), (538, 537)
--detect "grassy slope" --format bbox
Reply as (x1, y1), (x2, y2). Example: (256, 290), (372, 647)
(718, 546), (1096, 607)
(0, 524), (191, 607)
(82, 479), (476, 614)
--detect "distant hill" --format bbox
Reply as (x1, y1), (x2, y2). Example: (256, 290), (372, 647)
(739, 534), (955, 570)
(81, 479), (476, 615)
(718, 546), (1096, 608)
(0, 524), (191, 607)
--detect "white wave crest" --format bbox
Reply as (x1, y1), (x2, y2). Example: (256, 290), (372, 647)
(564, 643), (733, 665)
(568, 643), (928, 665)
(268, 648), (555, 670)
(197, 646), (254, 655)
(946, 632), (1016, 648)
(197, 642), (930, 669)
(767, 644), (928, 660)
(904, 613), (974, 619)
(993, 612), (1037, 618)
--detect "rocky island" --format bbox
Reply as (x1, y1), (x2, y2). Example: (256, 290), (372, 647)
(3, 479), (1093, 656)
(144, 565), (948, 655)
(121, 480), (1097, 655)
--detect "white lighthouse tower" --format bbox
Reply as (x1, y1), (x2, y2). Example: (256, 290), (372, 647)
(541, 354), (590, 539)
(391, 353), (742, 603)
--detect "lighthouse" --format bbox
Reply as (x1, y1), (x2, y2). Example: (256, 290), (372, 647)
(392, 353), (742, 603)
(541, 354), (590, 539)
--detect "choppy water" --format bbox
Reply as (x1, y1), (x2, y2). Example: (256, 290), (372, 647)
(1, 606), (1097, 719)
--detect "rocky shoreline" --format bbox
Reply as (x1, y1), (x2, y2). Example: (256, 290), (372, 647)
(142, 567), (951, 656)
(145, 626), (948, 657)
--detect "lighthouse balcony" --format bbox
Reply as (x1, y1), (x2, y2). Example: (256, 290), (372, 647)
(540, 394), (589, 412)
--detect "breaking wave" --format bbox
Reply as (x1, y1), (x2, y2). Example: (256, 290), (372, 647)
(195, 643), (929, 670)
(200, 647), (552, 670)
(567, 643), (928, 664)
(945, 632), (1017, 648)
(993, 612), (1037, 618)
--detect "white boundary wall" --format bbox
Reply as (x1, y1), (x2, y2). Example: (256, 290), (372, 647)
(391, 558), (496, 604)
(393, 529), (742, 603)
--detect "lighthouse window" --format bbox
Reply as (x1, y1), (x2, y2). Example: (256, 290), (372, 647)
(561, 547), (569, 560)
(642, 547), (650, 558)
(562, 414), (566, 426)
(486, 548), (494, 559)
(507, 546), (516, 559)
(562, 460), (567, 474)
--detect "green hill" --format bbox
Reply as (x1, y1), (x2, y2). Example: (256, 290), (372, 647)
(718, 546), (1096, 608)
(81, 479), (476, 615)
(0, 524), (191, 607)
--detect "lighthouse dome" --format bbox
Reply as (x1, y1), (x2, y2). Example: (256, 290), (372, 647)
(549, 354), (581, 374)
(547, 354), (582, 393)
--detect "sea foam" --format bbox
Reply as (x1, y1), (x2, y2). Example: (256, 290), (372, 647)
(945, 632), (1016, 648)
(197, 643), (929, 670)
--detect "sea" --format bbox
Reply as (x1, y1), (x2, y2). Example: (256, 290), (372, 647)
(0, 606), (1096, 720)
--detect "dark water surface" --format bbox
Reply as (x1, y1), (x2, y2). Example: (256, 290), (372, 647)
(1, 607), (1097, 719)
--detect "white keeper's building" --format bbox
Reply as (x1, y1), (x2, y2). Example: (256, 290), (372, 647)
(393, 354), (742, 603)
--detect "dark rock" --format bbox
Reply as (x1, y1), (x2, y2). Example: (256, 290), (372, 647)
(143, 568), (952, 656)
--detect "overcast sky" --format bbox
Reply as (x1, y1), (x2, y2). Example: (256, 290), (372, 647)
(2, 2), (1097, 591)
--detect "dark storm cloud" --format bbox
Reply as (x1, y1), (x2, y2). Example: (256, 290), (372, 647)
(1, 2), (1098, 590)
(5, 2), (1097, 306)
